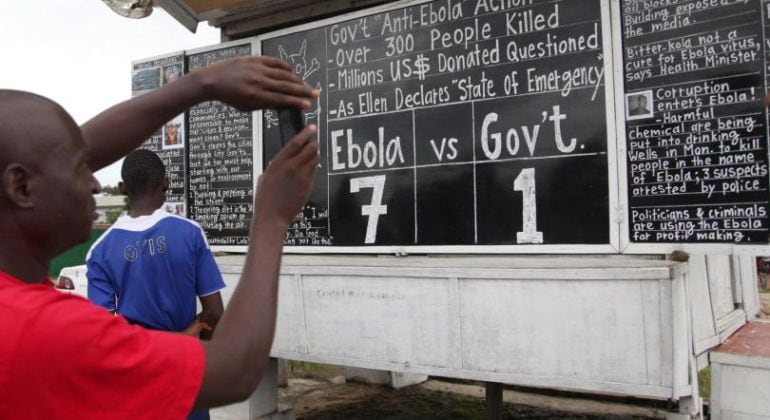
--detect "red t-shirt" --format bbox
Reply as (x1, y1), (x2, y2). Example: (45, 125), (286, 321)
(0, 271), (205, 419)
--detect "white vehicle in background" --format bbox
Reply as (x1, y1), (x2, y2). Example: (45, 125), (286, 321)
(54, 265), (88, 299)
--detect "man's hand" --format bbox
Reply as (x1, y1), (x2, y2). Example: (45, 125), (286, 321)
(196, 56), (320, 112)
(254, 124), (320, 227)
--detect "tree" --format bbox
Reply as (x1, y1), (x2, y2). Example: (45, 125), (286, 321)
(105, 210), (123, 225)
(101, 184), (122, 196)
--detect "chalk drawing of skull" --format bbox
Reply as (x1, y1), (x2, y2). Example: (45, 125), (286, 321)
(279, 40), (320, 80)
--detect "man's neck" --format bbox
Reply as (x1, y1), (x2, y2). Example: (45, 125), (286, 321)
(0, 241), (49, 284)
(128, 196), (162, 218)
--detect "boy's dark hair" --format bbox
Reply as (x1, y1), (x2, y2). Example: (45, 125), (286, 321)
(121, 149), (166, 197)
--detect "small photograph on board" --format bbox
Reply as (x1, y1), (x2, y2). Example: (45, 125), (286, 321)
(162, 64), (182, 85)
(163, 202), (186, 217)
(162, 114), (184, 150)
(626, 91), (653, 120)
(132, 66), (161, 93)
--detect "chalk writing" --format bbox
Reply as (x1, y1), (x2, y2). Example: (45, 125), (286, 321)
(187, 43), (254, 246)
(262, 0), (611, 246)
(623, 0), (770, 243)
(131, 54), (187, 211)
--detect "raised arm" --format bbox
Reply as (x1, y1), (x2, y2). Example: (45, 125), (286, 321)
(195, 124), (319, 407)
(82, 56), (316, 171)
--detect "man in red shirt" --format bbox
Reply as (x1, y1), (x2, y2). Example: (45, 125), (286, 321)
(0, 56), (320, 418)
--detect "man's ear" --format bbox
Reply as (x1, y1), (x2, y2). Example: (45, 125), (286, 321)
(118, 181), (127, 195)
(162, 177), (170, 192)
(2, 164), (35, 209)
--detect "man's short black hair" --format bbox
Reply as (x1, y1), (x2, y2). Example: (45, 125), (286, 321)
(121, 149), (166, 197)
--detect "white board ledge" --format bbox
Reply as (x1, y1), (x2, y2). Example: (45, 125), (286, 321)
(216, 254), (686, 280)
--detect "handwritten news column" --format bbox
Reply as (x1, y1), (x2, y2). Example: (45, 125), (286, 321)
(263, 0), (611, 247)
(131, 54), (188, 215)
(622, 0), (770, 244)
(187, 43), (255, 246)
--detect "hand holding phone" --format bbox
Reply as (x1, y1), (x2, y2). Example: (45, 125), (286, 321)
(278, 108), (306, 147)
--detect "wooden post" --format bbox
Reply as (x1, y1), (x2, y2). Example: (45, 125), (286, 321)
(486, 382), (503, 420)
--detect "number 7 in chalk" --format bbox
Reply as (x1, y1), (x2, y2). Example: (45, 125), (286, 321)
(514, 168), (543, 244)
(350, 175), (387, 244)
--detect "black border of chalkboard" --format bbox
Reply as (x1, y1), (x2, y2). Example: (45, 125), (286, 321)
(255, 0), (621, 255)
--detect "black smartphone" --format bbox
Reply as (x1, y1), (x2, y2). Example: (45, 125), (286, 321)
(278, 108), (306, 147)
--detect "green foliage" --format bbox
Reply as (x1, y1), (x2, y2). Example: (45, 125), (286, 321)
(699, 367), (710, 399)
(288, 361), (332, 378)
(100, 185), (122, 196)
(49, 228), (107, 278)
(105, 210), (122, 225)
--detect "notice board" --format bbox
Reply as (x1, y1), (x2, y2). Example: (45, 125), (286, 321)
(131, 0), (770, 254)
(619, 0), (770, 250)
(259, 0), (619, 252)
(186, 41), (256, 248)
(131, 52), (188, 216)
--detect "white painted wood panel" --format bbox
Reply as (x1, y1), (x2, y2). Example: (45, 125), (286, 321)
(711, 363), (770, 419)
(736, 255), (760, 319)
(685, 255), (719, 354)
(640, 280), (663, 386)
(707, 255), (737, 320)
(671, 275), (691, 398)
(658, 279), (674, 389)
(215, 256), (695, 399)
(273, 274), (307, 355)
(300, 275), (457, 369)
(458, 278), (652, 385)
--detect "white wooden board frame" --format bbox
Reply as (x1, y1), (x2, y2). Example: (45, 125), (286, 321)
(253, 0), (622, 255)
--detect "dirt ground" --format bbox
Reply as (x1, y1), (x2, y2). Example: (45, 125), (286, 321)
(280, 363), (665, 419)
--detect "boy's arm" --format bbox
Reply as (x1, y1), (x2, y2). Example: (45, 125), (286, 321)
(81, 56), (316, 171)
(198, 292), (224, 340)
(86, 254), (117, 313)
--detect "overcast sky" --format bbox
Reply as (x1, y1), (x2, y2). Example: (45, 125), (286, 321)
(0, 1), (220, 187)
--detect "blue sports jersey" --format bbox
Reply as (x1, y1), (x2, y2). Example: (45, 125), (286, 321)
(87, 209), (225, 332)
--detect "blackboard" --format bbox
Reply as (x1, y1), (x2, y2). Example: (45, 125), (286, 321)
(131, 53), (188, 216)
(260, 0), (617, 250)
(186, 41), (256, 247)
(130, 0), (770, 253)
(621, 0), (770, 244)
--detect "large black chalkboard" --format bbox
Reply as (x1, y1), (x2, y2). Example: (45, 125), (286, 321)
(131, 53), (188, 216)
(186, 42), (255, 247)
(260, 0), (614, 249)
(621, 0), (770, 244)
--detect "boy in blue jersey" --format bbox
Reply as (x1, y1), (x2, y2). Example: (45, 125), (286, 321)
(87, 149), (225, 420)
